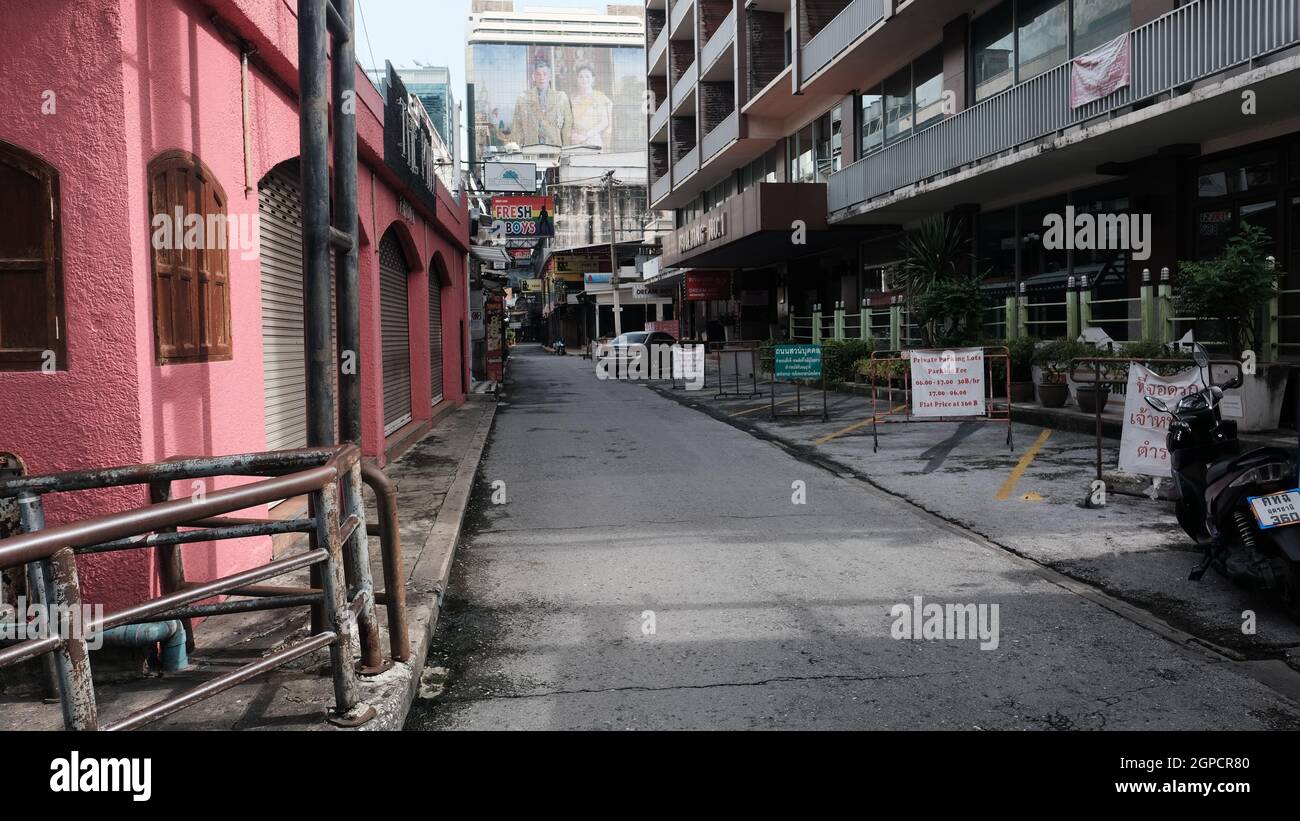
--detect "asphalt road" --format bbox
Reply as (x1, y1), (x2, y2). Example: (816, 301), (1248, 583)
(407, 345), (1300, 730)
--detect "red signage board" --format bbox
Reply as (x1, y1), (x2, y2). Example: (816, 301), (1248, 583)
(686, 271), (730, 301)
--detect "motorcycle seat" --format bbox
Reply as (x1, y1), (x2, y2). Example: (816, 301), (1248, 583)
(1206, 446), (1292, 487)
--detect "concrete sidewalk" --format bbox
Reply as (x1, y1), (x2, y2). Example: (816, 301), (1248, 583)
(639, 375), (1300, 668)
(0, 398), (495, 731)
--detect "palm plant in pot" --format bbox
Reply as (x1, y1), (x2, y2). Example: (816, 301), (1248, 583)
(898, 216), (987, 347)
(1033, 338), (1084, 407)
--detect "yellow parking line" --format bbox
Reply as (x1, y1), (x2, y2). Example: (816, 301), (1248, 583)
(813, 404), (906, 446)
(996, 429), (1052, 500)
(730, 397), (799, 417)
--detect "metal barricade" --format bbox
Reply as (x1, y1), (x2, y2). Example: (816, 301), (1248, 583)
(863, 347), (1014, 452)
(0, 445), (404, 730)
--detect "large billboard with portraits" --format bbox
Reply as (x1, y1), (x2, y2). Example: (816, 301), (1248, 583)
(472, 43), (645, 160)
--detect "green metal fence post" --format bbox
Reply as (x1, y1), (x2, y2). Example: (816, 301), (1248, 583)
(1017, 283), (1028, 339)
(1158, 267), (1173, 344)
(1078, 275), (1092, 339)
(812, 305), (823, 344)
(834, 303), (845, 340)
(889, 297), (902, 350)
(1265, 256), (1280, 362)
(1139, 268), (1154, 341)
(1066, 275), (1080, 341)
(861, 302), (871, 342)
(1004, 295), (1018, 340)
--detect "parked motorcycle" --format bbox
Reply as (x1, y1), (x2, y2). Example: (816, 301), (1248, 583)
(553, 339), (566, 355)
(1144, 345), (1300, 619)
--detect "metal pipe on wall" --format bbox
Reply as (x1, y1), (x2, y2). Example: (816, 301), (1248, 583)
(298, 0), (335, 448)
(333, 0), (362, 446)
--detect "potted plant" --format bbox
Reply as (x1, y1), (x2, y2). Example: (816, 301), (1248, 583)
(1173, 223), (1286, 431)
(1074, 378), (1109, 414)
(1004, 336), (1037, 403)
(1034, 339), (1082, 408)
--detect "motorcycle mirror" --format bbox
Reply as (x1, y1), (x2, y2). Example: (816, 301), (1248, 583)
(1144, 395), (1169, 413)
(1192, 343), (1210, 369)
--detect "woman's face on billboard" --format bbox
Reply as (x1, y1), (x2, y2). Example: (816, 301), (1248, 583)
(577, 67), (595, 93)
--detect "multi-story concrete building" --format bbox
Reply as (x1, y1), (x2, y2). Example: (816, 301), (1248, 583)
(647, 0), (1300, 350)
(468, 1), (671, 345)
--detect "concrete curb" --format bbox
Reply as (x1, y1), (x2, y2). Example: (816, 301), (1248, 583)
(364, 402), (497, 731)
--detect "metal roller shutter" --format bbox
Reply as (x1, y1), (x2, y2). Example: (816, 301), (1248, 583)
(379, 233), (412, 435)
(429, 276), (443, 406)
(259, 171), (335, 451)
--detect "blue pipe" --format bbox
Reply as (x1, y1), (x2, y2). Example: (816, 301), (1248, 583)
(99, 620), (189, 672)
(0, 618), (189, 671)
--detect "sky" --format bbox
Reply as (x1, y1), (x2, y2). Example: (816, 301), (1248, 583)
(355, 0), (618, 154)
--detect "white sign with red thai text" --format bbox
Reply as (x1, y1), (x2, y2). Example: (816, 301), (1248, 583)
(910, 348), (985, 418)
(1118, 362), (1200, 477)
(1070, 34), (1131, 108)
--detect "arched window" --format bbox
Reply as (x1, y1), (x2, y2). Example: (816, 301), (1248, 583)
(0, 140), (66, 371)
(147, 150), (232, 363)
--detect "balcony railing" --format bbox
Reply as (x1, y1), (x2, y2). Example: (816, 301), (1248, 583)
(673, 145), (700, 184)
(650, 98), (670, 138)
(801, 0), (885, 81)
(829, 0), (1300, 215)
(670, 0), (694, 35)
(702, 109), (739, 161)
(672, 60), (698, 110)
(701, 9), (736, 73)
(651, 172), (672, 204)
(649, 23), (668, 70)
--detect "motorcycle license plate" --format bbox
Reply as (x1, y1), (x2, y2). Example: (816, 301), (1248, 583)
(1248, 489), (1300, 529)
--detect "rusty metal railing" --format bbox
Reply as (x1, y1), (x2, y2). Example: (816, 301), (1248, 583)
(0, 445), (407, 730)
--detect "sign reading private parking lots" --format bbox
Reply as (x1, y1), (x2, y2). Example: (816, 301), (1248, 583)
(909, 348), (985, 417)
(774, 345), (821, 380)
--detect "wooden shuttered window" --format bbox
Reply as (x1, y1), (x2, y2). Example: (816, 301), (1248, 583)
(0, 140), (66, 371)
(148, 151), (232, 364)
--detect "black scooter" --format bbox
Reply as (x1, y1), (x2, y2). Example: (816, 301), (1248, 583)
(1144, 345), (1300, 619)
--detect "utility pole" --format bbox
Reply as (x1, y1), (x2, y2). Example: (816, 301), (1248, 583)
(605, 170), (622, 337)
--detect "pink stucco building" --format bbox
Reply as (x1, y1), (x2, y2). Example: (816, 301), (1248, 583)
(0, 0), (470, 612)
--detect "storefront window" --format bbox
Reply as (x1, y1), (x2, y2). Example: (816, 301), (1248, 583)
(912, 48), (945, 130)
(883, 67), (912, 143)
(1073, 0), (1131, 56)
(973, 2), (1015, 102)
(1195, 208), (1233, 260)
(977, 207), (1017, 281)
(1072, 186), (1130, 286)
(859, 91), (884, 156)
(1016, 0), (1068, 82)
(1020, 195), (1068, 279)
(1199, 155), (1279, 198)
(1240, 201), (1280, 253)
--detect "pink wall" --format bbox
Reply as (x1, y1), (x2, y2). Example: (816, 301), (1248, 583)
(0, 0), (469, 612)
